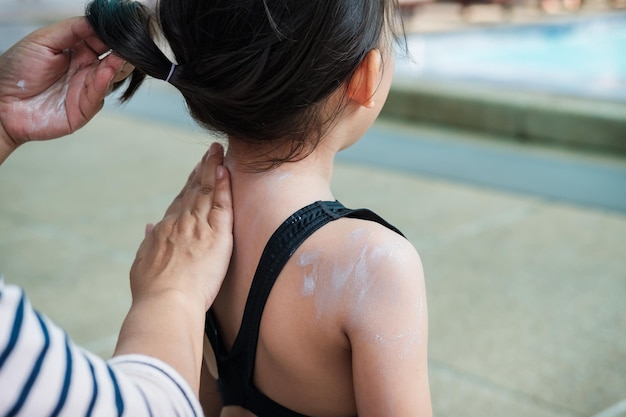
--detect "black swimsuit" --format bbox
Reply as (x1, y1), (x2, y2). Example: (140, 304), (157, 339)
(204, 201), (404, 417)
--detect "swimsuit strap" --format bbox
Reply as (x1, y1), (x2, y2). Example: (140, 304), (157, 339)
(205, 200), (403, 416)
(237, 200), (403, 365)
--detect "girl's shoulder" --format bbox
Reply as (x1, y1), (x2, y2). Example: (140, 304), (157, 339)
(318, 215), (420, 268)
(300, 215), (425, 333)
(302, 215), (423, 294)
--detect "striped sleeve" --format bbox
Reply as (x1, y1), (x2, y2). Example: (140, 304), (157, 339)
(0, 278), (204, 417)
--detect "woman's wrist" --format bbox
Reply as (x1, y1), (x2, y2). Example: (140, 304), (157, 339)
(131, 285), (210, 314)
(115, 289), (207, 393)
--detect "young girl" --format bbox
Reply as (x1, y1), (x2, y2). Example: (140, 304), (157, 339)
(86, 1), (432, 416)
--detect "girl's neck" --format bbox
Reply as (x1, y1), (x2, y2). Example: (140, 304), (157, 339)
(224, 138), (338, 215)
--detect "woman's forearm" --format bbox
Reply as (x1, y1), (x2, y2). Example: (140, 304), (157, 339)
(0, 281), (204, 416)
(114, 290), (207, 394)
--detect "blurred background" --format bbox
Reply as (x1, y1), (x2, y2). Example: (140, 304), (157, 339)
(1, 0), (625, 416)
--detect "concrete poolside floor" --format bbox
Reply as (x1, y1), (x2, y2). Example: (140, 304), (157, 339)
(1, 90), (626, 417)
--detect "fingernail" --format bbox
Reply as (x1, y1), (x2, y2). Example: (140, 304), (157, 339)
(208, 142), (220, 156)
(144, 223), (154, 237)
(217, 166), (226, 179)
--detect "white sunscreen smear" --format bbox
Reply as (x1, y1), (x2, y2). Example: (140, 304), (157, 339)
(298, 251), (320, 297)
(298, 228), (423, 355)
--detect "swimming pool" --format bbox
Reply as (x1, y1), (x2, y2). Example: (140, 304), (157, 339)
(395, 13), (626, 102)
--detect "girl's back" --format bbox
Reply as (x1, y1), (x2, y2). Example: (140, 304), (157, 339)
(208, 190), (427, 417)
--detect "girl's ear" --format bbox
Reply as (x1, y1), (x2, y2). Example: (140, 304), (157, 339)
(347, 49), (383, 109)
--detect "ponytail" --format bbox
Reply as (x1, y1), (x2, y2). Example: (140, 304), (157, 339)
(85, 0), (400, 170)
(85, 0), (175, 101)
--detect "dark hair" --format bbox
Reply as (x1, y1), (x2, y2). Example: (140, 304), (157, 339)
(86, 0), (402, 169)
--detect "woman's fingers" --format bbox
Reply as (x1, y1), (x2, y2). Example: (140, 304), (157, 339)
(208, 165), (233, 236)
(164, 160), (203, 219)
(163, 142), (226, 224)
(132, 142), (233, 311)
(193, 143), (227, 223)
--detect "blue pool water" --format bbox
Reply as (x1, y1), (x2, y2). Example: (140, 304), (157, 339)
(395, 13), (626, 101)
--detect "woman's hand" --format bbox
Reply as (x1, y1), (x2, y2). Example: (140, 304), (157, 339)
(130, 142), (233, 313)
(117, 143), (233, 394)
(0, 17), (131, 162)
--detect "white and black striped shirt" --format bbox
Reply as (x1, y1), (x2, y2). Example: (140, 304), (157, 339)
(0, 279), (204, 417)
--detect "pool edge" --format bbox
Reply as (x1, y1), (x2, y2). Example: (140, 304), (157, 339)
(382, 77), (626, 154)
